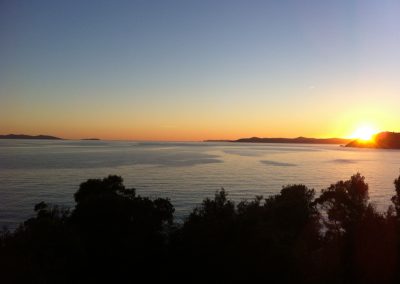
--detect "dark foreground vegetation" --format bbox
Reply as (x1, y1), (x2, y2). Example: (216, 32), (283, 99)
(2, 174), (400, 283)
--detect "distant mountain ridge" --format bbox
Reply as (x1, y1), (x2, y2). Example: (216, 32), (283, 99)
(233, 136), (351, 144)
(0, 134), (63, 140)
(346, 132), (400, 149)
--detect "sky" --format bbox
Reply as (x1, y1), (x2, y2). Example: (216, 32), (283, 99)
(1, 0), (399, 141)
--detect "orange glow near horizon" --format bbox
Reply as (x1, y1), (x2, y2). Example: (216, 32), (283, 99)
(1, 102), (396, 141)
(0, 124), (386, 142)
(349, 126), (379, 141)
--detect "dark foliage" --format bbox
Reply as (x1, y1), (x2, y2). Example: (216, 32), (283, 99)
(0, 175), (174, 283)
(1, 173), (400, 283)
(391, 175), (400, 217)
(314, 173), (398, 283)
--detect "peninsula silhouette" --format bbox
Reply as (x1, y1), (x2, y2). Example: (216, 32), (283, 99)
(346, 132), (400, 149)
(0, 134), (63, 140)
(205, 136), (351, 144)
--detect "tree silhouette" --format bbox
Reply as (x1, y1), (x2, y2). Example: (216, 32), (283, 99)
(2, 173), (400, 283)
(316, 173), (397, 283)
(315, 173), (369, 235)
(172, 185), (321, 283)
(0, 175), (174, 283)
(391, 175), (400, 217)
(236, 184), (321, 283)
(0, 202), (82, 283)
(70, 175), (174, 281)
(172, 189), (237, 281)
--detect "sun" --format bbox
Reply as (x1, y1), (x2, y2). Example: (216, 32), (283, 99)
(350, 126), (378, 141)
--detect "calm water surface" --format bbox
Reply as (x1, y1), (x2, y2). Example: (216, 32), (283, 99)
(1, 140), (400, 229)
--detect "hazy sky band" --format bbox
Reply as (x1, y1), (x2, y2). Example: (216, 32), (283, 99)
(1, 0), (399, 140)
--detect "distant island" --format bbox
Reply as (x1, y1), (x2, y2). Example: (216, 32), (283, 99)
(204, 139), (233, 142)
(81, 138), (101, 141)
(0, 134), (63, 140)
(346, 132), (400, 149)
(204, 137), (351, 144)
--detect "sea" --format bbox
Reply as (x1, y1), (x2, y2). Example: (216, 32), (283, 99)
(1, 139), (400, 230)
